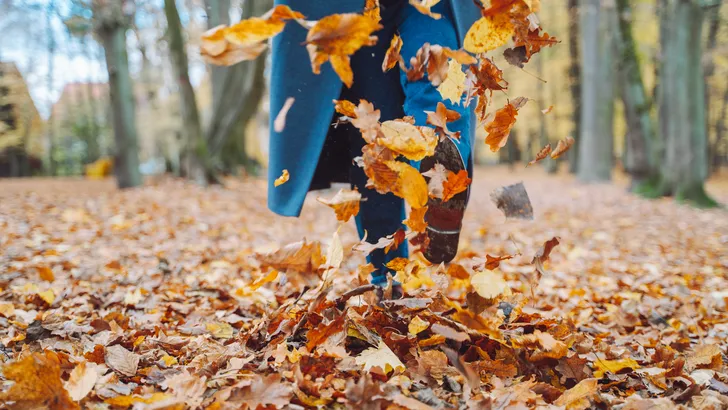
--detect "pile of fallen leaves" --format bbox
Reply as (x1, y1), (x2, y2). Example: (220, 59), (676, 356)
(1, 170), (727, 409)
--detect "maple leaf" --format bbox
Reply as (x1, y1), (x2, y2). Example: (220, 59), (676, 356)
(527, 144), (552, 166)
(442, 170), (471, 202)
(485, 254), (513, 270)
(378, 119), (437, 160)
(255, 239), (324, 273)
(484, 99), (527, 152)
(355, 340), (405, 374)
(409, 0), (442, 19)
(0, 352), (79, 410)
(273, 97), (295, 132)
(551, 136), (575, 159)
(425, 102), (461, 139)
(513, 28), (558, 61)
(554, 378), (599, 410)
(306, 13), (382, 87)
(437, 60), (467, 104)
(382, 34), (403, 72)
(403, 206), (428, 233)
(317, 188), (362, 222)
(470, 57), (508, 92)
(274, 169), (289, 186)
(201, 5), (303, 66)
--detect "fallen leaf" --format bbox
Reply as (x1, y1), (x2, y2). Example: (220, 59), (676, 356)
(273, 97), (295, 132)
(37, 265), (54, 282)
(431, 323), (469, 342)
(248, 270), (279, 290)
(408, 315), (430, 334)
(206, 322), (234, 339)
(255, 239), (324, 273)
(105, 344), (140, 377)
(686, 345), (722, 371)
(0, 352), (78, 409)
(593, 358), (640, 378)
(65, 361), (100, 402)
(317, 188), (362, 222)
(554, 378), (599, 410)
(532, 236), (560, 277)
(274, 169), (289, 186)
(355, 340), (405, 374)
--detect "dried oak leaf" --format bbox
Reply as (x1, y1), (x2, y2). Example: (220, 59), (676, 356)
(274, 169), (289, 186)
(404, 206), (428, 233)
(317, 188), (362, 222)
(426, 102), (461, 139)
(556, 354), (592, 383)
(306, 13), (382, 87)
(470, 57), (508, 93)
(355, 340), (405, 374)
(255, 239), (324, 273)
(105, 344), (140, 377)
(360, 143), (398, 194)
(422, 163), (449, 199)
(532, 236), (560, 277)
(201, 5), (303, 66)
(442, 170), (471, 202)
(484, 99), (527, 152)
(351, 100), (382, 143)
(551, 136), (575, 159)
(0, 352), (79, 410)
(554, 378), (599, 410)
(527, 144), (552, 167)
(378, 120), (437, 161)
(409, 0), (442, 19)
(437, 60), (467, 104)
(513, 28), (558, 61)
(485, 254), (513, 270)
(382, 34), (403, 72)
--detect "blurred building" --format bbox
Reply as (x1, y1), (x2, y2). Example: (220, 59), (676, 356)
(0, 61), (43, 177)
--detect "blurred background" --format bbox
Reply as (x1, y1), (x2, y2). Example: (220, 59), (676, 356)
(0, 0), (726, 203)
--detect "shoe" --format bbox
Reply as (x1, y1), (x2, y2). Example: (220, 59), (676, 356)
(419, 137), (468, 264)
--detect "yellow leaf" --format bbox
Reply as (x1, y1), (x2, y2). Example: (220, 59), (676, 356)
(408, 315), (430, 335)
(161, 355), (178, 367)
(378, 120), (437, 161)
(409, 0), (442, 19)
(385, 161), (428, 209)
(133, 335), (145, 348)
(274, 169), (290, 186)
(206, 322), (234, 339)
(403, 206), (428, 233)
(249, 270), (279, 291)
(464, 14), (514, 54)
(123, 288), (143, 305)
(355, 340), (405, 374)
(38, 289), (55, 305)
(593, 358), (640, 378)
(554, 378), (599, 410)
(470, 270), (510, 299)
(437, 60), (466, 104)
(105, 392), (172, 407)
(0, 352), (79, 409)
(37, 265), (54, 282)
(317, 188), (362, 222)
(0, 302), (15, 317)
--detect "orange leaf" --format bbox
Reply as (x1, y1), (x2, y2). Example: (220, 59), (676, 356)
(37, 265), (55, 282)
(385, 161), (429, 209)
(378, 119), (437, 161)
(404, 206), (428, 233)
(0, 352), (79, 409)
(485, 254), (513, 270)
(317, 188), (362, 222)
(274, 169), (289, 187)
(527, 144), (552, 167)
(382, 34), (403, 72)
(409, 0), (442, 19)
(484, 99), (527, 152)
(551, 136), (575, 159)
(441, 170), (471, 202)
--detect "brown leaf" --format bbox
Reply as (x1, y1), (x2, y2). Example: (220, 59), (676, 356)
(527, 144), (552, 166)
(105, 344), (140, 377)
(382, 34), (403, 72)
(317, 188), (362, 222)
(556, 354), (592, 383)
(485, 254), (513, 270)
(431, 323), (470, 342)
(554, 378), (599, 410)
(426, 102), (461, 139)
(404, 206), (428, 233)
(484, 100), (524, 152)
(0, 352), (79, 410)
(551, 136), (575, 159)
(255, 239), (324, 273)
(232, 374), (293, 409)
(306, 13), (382, 87)
(490, 182), (534, 220)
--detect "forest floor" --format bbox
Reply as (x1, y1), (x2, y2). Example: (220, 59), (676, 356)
(1, 166), (727, 409)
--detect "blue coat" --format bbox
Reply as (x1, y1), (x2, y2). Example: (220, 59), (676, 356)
(267, 0), (480, 217)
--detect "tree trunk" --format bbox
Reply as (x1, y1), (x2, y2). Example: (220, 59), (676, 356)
(577, 0), (613, 182)
(164, 0), (212, 185)
(45, 0), (57, 176)
(205, 0), (231, 114)
(613, 0), (656, 191)
(567, 0), (581, 174)
(657, 0), (717, 207)
(713, 86), (728, 170)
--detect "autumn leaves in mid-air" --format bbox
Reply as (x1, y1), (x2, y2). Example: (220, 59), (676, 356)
(200, 0), (572, 246)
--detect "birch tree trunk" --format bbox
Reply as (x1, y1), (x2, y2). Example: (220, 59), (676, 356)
(578, 0), (613, 182)
(613, 0), (656, 190)
(94, 0), (142, 189)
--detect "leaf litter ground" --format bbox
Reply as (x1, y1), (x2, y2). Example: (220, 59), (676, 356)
(1, 167), (727, 409)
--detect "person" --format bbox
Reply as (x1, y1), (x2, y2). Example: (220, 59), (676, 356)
(267, 0), (479, 289)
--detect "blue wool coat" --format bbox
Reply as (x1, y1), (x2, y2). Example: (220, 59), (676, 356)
(267, 0), (480, 217)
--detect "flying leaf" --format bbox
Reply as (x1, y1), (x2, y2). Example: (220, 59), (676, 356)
(471, 270), (510, 299)
(409, 0), (442, 19)
(437, 60), (467, 104)
(464, 13), (514, 54)
(485, 254), (513, 270)
(484, 100), (526, 152)
(255, 240), (324, 273)
(201, 5), (303, 66)
(403, 206), (428, 233)
(490, 182), (534, 220)
(351, 100), (382, 143)
(333, 99), (357, 118)
(551, 136), (575, 159)
(527, 144), (552, 166)
(364, 0), (381, 23)
(0, 352), (78, 409)
(306, 13), (382, 87)
(317, 188), (362, 223)
(385, 161), (429, 209)
(441, 169), (471, 202)
(404, 43), (476, 86)
(355, 340), (405, 374)
(382, 34), (403, 72)
(542, 105), (554, 114)
(422, 163), (449, 199)
(274, 169), (289, 187)
(426, 102), (461, 139)
(378, 120), (437, 161)
(532, 236), (560, 277)
(360, 143), (398, 194)
(273, 97), (295, 132)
